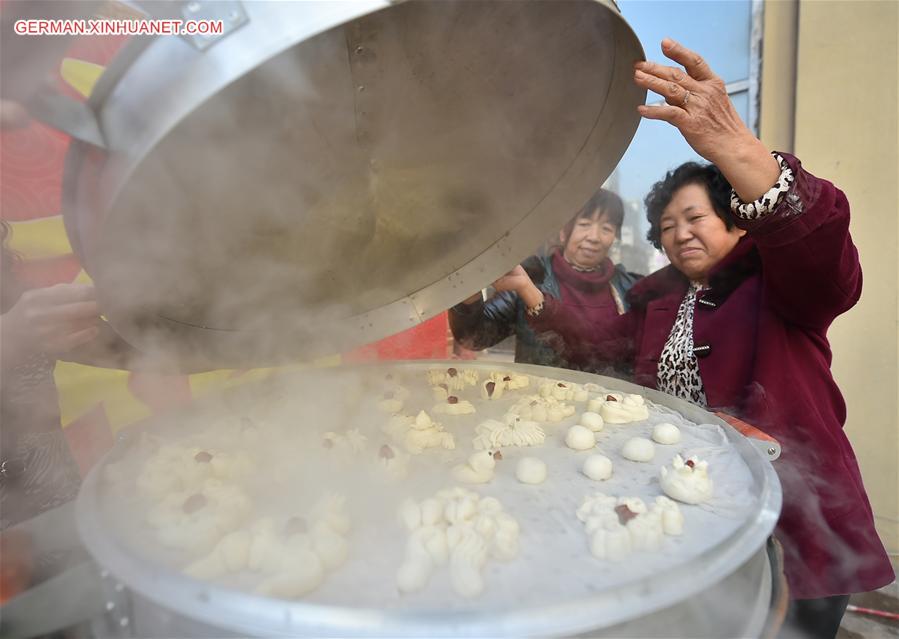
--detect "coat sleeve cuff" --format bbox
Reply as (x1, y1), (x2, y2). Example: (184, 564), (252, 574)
(526, 294), (560, 331)
(731, 152), (830, 248)
(730, 153), (794, 220)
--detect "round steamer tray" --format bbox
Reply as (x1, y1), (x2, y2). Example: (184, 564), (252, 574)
(76, 361), (782, 637)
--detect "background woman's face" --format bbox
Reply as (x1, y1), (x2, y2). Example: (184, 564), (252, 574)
(659, 183), (745, 284)
(561, 211), (617, 270)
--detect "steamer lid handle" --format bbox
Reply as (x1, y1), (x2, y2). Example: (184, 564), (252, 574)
(26, 88), (107, 148)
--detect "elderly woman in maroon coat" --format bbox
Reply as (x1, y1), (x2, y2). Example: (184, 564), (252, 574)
(521, 39), (894, 638)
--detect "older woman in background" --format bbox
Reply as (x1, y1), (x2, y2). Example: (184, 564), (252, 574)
(525, 39), (893, 638)
(450, 188), (640, 371)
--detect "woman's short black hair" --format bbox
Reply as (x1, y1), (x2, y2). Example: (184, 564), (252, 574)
(561, 188), (625, 243)
(644, 162), (735, 250)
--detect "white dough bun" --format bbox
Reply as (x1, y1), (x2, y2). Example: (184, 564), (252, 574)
(515, 457), (547, 484)
(579, 411), (604, 432)
(565, 425), (596, 451)
(582, 454), (613, 481)
(651, 422), (681, 445)
(621, 437), (655, 462)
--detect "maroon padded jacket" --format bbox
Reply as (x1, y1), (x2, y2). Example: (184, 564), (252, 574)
(530, 154), (893, 598)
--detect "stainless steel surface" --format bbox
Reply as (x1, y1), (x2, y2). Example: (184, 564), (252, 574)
(573, 545), (773, 638)
(61, 0), (645, 369)
(27, 90), (106, 147)
(0, 561), (106, 638)
(0, 550), (778, 638)
(756, 438), (781, 461)
(93, 569), (135, 639)
(75, 362), (781, 637)
(178, 0), (249, 51)
(118, 547), (774, 639)
(3, 501), (79, 559)
(0, 503), (101, 638)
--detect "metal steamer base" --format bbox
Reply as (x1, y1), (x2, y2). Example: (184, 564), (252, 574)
(0, 536), (784, 638)
(19, 363), (780, 639)
(109, 545), (780, 639)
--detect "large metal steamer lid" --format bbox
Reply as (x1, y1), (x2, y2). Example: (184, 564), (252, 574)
(63, 0), (646, 369)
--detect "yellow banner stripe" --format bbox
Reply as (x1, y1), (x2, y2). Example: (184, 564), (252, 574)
(60, 58), (105, 99)
(7, 217), (73, 259)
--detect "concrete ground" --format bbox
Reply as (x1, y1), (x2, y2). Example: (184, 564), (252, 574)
(839, 570), (899, 639)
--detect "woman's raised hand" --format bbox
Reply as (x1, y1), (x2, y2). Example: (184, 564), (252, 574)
(493, 265), (544, 311)
(1, 283), (100, 362)
(491, 265), (532, 294)
(634, 38), (780, 202)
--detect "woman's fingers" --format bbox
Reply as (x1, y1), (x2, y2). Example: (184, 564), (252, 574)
(39, 300), (100, 323)
(492, 275), (515, 291)
(661, 38), (717, 82)
(50, 325), (100, 353)
(637, 103), (687, 126)
(634, 38), (771, 187)
(17, 285), (99, 330)
(492, 265), (531, 293)
(33, 313), (98, 345)
(634, 69), (693, 107)
(0, 99), (31, 129)
(41, 283), (96, 303)
(20, 284), (96, 314)
(634, 60), (701, 90)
